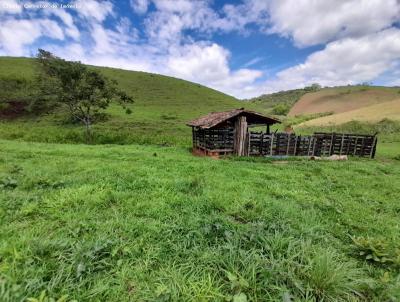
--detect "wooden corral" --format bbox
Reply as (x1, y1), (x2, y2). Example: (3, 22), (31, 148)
(249, 132), (377, 158)
(187, 109), (378, 158)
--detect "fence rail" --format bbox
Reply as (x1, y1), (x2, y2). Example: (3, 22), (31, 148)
(249, 132), (377, 158)
(192, 128), (377, 158)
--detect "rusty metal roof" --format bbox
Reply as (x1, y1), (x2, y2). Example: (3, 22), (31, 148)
(187, 108), (280, 129)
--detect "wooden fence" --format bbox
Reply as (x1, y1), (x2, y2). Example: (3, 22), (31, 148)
(193, 128), (234, 152)
(249, 132), (377, 158)
(192, 128), (377, 158)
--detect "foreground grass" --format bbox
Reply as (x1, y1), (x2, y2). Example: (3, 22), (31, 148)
(1, 140), (399, 301)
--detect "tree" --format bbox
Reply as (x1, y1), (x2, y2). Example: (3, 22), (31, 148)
(304, 83), (321, 92)
(36, 49), (133, 142)
(272, 103), (290, 115)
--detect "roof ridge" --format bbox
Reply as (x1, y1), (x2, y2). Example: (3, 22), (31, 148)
(187, 108), (280, 129)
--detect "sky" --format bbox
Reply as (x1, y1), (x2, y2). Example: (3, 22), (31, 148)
(0, 0), (400, 99)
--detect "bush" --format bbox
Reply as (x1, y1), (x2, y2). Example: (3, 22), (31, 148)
(272, 103), (290, 115)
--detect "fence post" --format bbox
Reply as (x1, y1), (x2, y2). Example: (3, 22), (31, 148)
(293, 135), (298, 156)
(270, 134), (274, 156)
(339, 133), (345, 155)
(371, 136), (378, 158)
(361, 137), (366, 157)
(329, 133), (335, 155)
(353, 137), (358, 156)
(286, 134), (291, 155)
(312, 136), (317, 156)
(307, 136), (312, 156)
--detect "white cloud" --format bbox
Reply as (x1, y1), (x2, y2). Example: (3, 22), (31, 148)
(0, 19), (64, 56)
(143, 0), (218, 47)
(260, 28), (400, 92)
(266, 0), (400, 47)
(242, 57), (263, 68)
(0, 0), (22, 14)
(209, 0), (400, 47)
(130, 0), (149, 14)
(74, 0), (114, 22)
(43, 8), (80, 40)
(167, 43), (262, 97)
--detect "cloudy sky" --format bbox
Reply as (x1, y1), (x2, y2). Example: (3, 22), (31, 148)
(1, 0), (400, 98)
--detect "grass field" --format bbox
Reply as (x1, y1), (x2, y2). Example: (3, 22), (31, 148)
(289, 86), (400, 116)
(1, 140), (400, 301)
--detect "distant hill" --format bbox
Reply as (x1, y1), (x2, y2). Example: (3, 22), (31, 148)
(289, 86), (400, 116)
(245, 87), (320, 115)
(246, 88), (308, 108)
(299, 98), (400, 127)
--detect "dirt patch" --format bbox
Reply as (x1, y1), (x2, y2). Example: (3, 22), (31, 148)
(0, 101), (27, 119)
(192, 148), (220, 159)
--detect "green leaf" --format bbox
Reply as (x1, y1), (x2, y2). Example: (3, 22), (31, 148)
(282, 292), (292, 302)
(233, 293), (247, 302)
(226, 271), (237, 282)
(238, 277), (249, 288)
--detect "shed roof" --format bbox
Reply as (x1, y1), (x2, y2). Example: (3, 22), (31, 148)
(187, 108), (280, 129)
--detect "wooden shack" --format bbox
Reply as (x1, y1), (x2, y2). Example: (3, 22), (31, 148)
(187, 108), (280, 156)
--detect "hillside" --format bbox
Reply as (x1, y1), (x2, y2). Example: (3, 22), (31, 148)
(299, 98), (400, 127)
(246, 88), (309, 110)
(0, 57), (263, 145)
(289, 86), (400, 117)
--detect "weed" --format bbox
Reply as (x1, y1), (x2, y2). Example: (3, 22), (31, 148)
(0, 176), (18, 189)
(351, 236), (398, 265)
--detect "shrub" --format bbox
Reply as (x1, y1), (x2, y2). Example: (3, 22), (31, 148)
(351, 236), (398, 265)
(272, 103), (290, 115)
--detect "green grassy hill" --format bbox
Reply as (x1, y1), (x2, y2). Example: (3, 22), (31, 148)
(246, 88), (311, 114)
(0, 57), (264, 145)
(248, 85), (400, 117)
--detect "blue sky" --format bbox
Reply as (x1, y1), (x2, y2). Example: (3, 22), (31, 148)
(0, 0), (400, 98)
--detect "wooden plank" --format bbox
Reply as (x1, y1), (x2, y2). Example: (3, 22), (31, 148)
(246, 131), (250, 156)
(361, 137), (366, 157)
(270, 134), (274, 156)
(293, 135), (298, 156)
(312, 137), (317, 156)
(371, 136), (378, 158)
(339, 133), (345, 155)
(307, 137), (312, 156)
(234, 116), (248, 156)
(286, 134), (291, 155)
(329, 133), (335, 155)
(353, 137), (358, 155)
